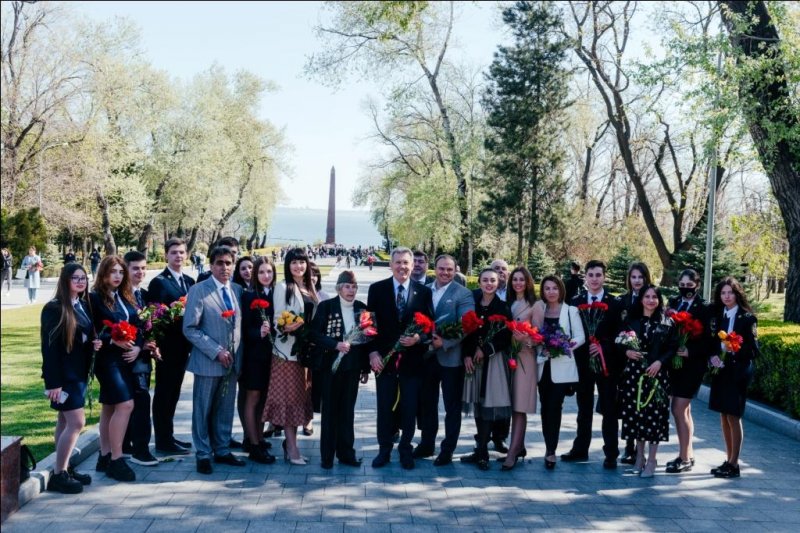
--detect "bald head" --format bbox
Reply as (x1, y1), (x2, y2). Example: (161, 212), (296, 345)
(491, 259), (509, 288)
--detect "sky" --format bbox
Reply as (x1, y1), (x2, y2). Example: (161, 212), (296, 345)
(75, 1), (507, 211)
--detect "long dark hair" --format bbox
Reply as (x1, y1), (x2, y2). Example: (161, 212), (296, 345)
(631, 284), (664, 320)
(233, 256), (254, 289)
(713, 276), (752, 313)
(510, 266), (537, 305)
(51, 263), (89, 352)
(626, 262), (652, 292)
(283, 247), (316, 305)
(92, 255), (135, 310)
(251, 256), (276, 295)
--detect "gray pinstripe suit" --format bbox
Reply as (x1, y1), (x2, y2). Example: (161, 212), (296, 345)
(183, 276), (243, 460)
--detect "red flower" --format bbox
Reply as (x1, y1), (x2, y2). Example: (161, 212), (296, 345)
(487, 314), (508, 323)
(221, 310), (236, 319)
(577, 303), (591, 311)
(462, 310), (484, 335)
(413, 312), (434, 334)
(109, 320), (138, 343)
(102, 319), (114, 329)
(249, 299), (270, 310)
(508, 358), (518, 370)
(592, 302), (608, 312)
(363, 326), (378, 337)
(359, 310), (374, 328)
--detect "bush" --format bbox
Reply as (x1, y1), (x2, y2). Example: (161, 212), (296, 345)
(748, 320), (800, 419)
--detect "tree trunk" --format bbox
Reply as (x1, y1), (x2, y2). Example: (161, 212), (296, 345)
(516, 215), (524, 265)
(721, 0), (800, 322)
(137, 221), (153, 256)
(186, 225), (200, 255)
(96, 190), (116, 256)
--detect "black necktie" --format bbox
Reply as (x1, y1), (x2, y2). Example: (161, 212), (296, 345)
(678, 301), (688, 312)
(177, 275), (185, 293)
(591, 295), (598, 304)
(134, 289), (143, 309)
(396, 285), (406, 316)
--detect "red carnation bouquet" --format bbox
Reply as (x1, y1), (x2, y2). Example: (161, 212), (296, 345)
(249, 298), (270, 323)
(333, 311), (378, 373)
(461, 310), (484, 336)
(577, 301), (609, 376)
(377, 311), (434, 375)
(506, 320), (544, 372)
(666, 309), (703, 369)
(86, 319), (138, 411)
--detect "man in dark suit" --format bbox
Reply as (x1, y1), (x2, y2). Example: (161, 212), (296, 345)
(565, 261), (585, 301)
(196, 236), (239, 283)
(410, 250), (436, 285)
(563, 259), (623, 469)
(414, 254), (474, 466)
(146, 237), (195, 455)
(368, 247), (434, 470)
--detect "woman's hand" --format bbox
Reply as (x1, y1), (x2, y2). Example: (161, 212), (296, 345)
(512, 330), (528, 342)
(47, 387), (64, 403)
(260, 321), (271, 338)
(112, 338), (135, 351)
(283, 321), (303, 333)
(398, 333), (420, 347)
(677, 347), (688, 358)
(474, 347), (485, 365)
(336, 341), (351, 353)
(626, 349), (643, 361)
(646, 360), (662, 377)
(144, 340), (157, 353)
(369, 351), (384, 373)
(122, 345), (141, 363)
(92, 339), (103, 351)
(464, 356), (475, 374)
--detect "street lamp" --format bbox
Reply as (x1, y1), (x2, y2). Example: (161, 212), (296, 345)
(37, 142), (68, 210)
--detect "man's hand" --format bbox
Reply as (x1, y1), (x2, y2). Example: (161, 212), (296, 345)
(336, 341), (351, 353)
(431, 333), (443, 350)
(217, 349), (233, 369)
(369, 351), (384, 373)
(260, 322), (271, 338)
(589, 342), (602, 357)
(398, 333), (420, 347)
(92, 339), (103, 351)
(112, 338), (134, 351)
(464, 356), (475, 374)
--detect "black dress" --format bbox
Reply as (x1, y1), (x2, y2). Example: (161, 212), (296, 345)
(666, 297), (713, 399)
(41, 299), (94, 411)
(708, 308), (759, 417)
(618, 314), (676, 443)
(241, 288), (274, 391)
(88, 291), (144, 405)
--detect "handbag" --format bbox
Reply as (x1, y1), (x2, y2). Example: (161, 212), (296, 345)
(20, 444), (36, 483)
(15, 268), (28, 280)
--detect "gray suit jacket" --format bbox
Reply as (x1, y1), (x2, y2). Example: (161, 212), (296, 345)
(428, 281), (475, 367)
(183, 277), (243, 377)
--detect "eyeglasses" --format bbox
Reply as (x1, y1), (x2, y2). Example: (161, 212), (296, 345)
(71, 276), (88, 283)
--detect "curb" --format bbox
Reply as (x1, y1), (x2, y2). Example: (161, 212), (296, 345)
(18, 426), (100, 506)
(697, 384), (800, 441)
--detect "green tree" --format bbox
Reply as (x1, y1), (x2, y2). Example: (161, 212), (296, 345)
(4, 208), (48, 260)
(668, 215), (746, 289)
(607, 245), (640, 294)
(481, 1), (571, 265)
(526, 244), (555, 282)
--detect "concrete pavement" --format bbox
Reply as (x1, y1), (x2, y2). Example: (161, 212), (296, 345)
(4, 262), (800, 532)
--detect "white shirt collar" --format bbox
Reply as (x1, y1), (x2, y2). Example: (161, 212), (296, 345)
(393, 277), (410, 294)
(211, 276), (231, 292)
(167, 266), (183, 282)
(588, 289), (604, 303)
(725, 305), (739, 318)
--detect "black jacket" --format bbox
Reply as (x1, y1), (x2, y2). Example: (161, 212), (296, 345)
(709, 307), (761, 364)
(310, 296), (369, 372)
(241, 288), (274, 363)
(145, 268), (194, 356)
(666, 296), (713, 362)
(463, 290), (511, 359)
(366, 277), (434, 376)
(87, 290), (145, 368)
(41, 299), (93, 389)
(620, 313), (677, 367)
(569, 290), (624, 375)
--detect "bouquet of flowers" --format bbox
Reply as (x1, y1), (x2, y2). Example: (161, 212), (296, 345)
(481, 314), (510, 350)
(710, 330), (743, 375)
(138, 303), (170, 341)
(332, 311), (378, 373)
(505, 320), (544, 371)
(168, 296), (187, 319)
(86, 320), (139, 410)
(666, 309), (703, 369)
(275, 310), (307, 358)
(615, 330), (642, 353)
(577, 302), (609, 376)
(249, 298), (270, 323)
(540, 322), (576, 359)
(377, 311), (434, 375)
(461, 310), (484, 335)
(435, 316), (465, 340)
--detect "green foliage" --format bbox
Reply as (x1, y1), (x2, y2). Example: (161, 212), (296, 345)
(606, 245), (641, 294)
(526, 244), (555, 281)
(748, 320), (800, 419)
(2, 208), (49, 261)
(668, 216), (746, 287)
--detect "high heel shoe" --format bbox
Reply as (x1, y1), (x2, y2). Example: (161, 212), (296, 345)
(501, 457), (518, 471)
(282, 439), (308, 464)
(544, 456), (556, 470)
(640, 461), (657, 478)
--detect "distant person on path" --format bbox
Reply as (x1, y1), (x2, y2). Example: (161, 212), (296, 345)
(41, 263), (101, 493)
(89, 248), (101, 278)
(183, 245), (245, 475)
(1, 247), (13, 296)
(21, 245), (43, 304)
(145, 237), (195, 455)
(366, 254), (375, 271)
(63, 249), (77, 265)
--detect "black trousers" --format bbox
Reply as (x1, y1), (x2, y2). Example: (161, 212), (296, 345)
(125, 372), (152, 454)
(375, 372), (421, 458)
(320, 367), (360, 462)
(152, 351), (188, 447)
(538, 361), (571, 455)
(419, 358), (464, 455)
(572, 365), (620, 459)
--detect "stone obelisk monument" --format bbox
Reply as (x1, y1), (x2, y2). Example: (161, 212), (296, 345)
(325, 166), (335, 244)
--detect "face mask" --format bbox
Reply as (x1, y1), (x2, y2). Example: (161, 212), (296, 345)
(678, 286), (696, 299)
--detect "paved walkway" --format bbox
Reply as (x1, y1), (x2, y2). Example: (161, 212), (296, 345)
(4, 263), (799, 532)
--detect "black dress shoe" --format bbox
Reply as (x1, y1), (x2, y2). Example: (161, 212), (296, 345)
(48, 471), (83, 494)
(560, 450), (589, 462)
(492, 440), (509, 454)
(433, 453), (452, 467)
(460, 453), (479, 464)
(339, 458), (362, 467)
(603, 458), (618, 469)
(173, 438), (192, 449)
(545, 457), (556, 470)
(249, 448), (276, 465)
(372, 453), (391, 468)
(620, 454), (636, 465)
(412, 446), (434, 459)
(156, 443), (191, 455)
(67, 466), (92, 485)
(106, 458), (136, 482)
(477, 459), (490, 471)
(321, 459), (334, 469)
(214, 453), (246, 466)
(400, 456), (415, 470)
(196, 459), (213, 475)
(229, 438), (243, 449)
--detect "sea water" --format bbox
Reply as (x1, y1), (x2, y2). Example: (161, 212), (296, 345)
(265, 207), (383, 247)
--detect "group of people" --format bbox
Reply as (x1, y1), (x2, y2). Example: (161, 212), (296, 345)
(40, 240), (759, 494)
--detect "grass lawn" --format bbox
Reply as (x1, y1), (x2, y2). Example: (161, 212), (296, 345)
(1, 305), (100, 461)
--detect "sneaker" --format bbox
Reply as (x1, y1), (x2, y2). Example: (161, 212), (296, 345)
(47, 471), (83, 494)
(106, 458), (136, 482)
(710, 460), (730, 476)
(131, 450), (160, 466)
(714, 462), (740, 478)
(67, 466), (92, 485)
(95, 452), (111, 472)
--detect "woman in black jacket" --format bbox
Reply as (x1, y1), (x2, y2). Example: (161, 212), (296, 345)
(708, 276), (760, 479)
(617, 285), (677, 478)
(88, 256), (143, 482)
(41, 263), (102, 493)
(460, 268), (512, 471)
(309, 270), (369, 469)
(240, 256), (276, 464)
